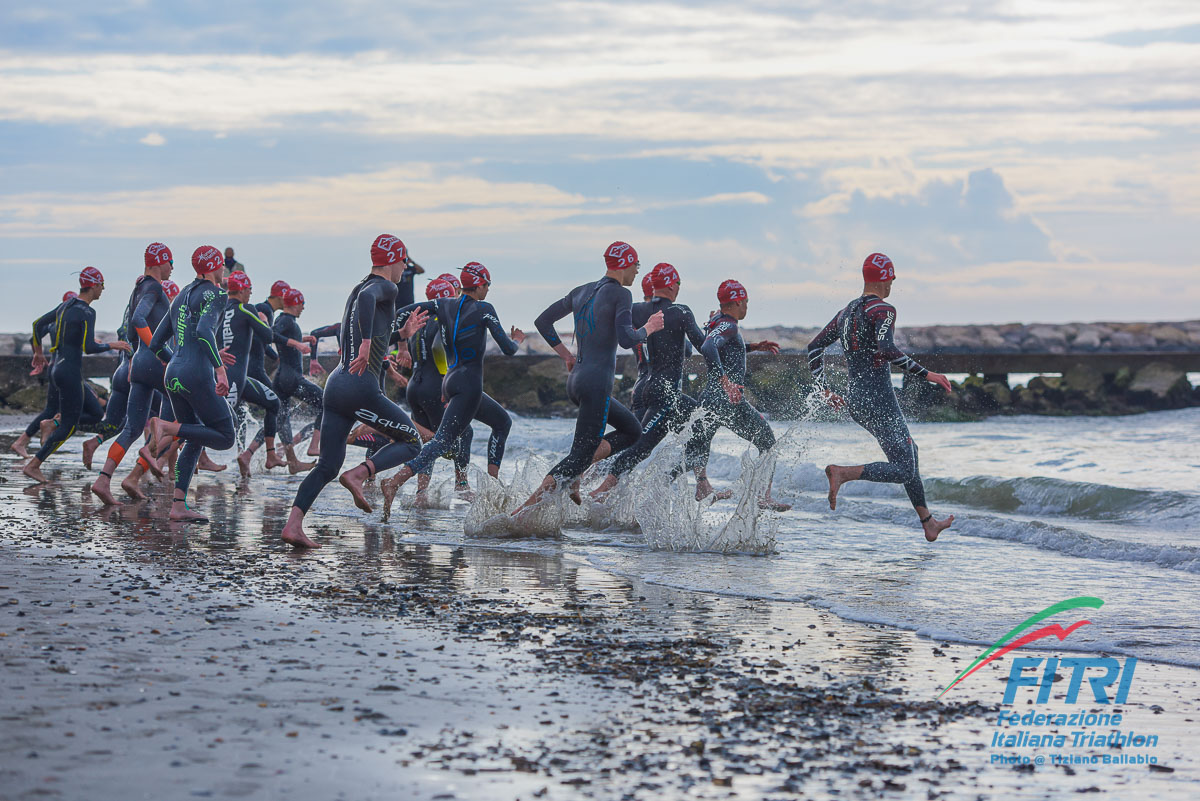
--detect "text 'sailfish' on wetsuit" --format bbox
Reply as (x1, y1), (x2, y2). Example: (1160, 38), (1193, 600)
(272, 311), (323, 443)
(291, 275), (421, 513)
(32, 299), (111, 459)
(679, 313), (776, 475)
(608, 297), (707, 477)
(399, 315), (472, 475)
(395, 296), (519, 475)
(534, 276), (647, 484)
(151, 278), (235, 497)
(807, 294), (930, 507)
(113, 278), (174, 461)
(219, 298), (284, 440)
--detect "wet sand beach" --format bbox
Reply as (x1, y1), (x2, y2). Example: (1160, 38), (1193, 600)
(1, 422), (1198, 800)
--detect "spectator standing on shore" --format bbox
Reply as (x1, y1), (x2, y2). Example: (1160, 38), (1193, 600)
(806, 253), (955, 542)
(224, 247), (244, 277)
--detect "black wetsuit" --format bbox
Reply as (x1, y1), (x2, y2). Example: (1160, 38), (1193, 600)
(534, 276), (647, 484)
(248, 300), (279, 386)
(291, 274), (421, 514)
(24, 303), (71, 439)
(609, 298), (707, 476)
(807, 294), (930, 508)
(395, 295), (519, 475)
(272, 312), (323, 444)
(401, 316), (473, 475)
(679, 314), (776, 475)
(220, 298), (285, 442)
(34, 298), (113, 461)
(114, 281), (175, 460)
(151, 278), (235, 499)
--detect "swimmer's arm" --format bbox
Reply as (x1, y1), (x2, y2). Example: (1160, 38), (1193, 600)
(393, 301), (435, 334)
(534, 296), (572, 347)
(148, 305), (176, 363)
(682, 306), (707, 352)
(806, 312), (841, 384)
(481, 303), (522, 355)
(196, 288), (225, 369)
(130, 288), (161, 346)
(614, 290), (647, 348)
(81, 308), (112, 354)
(31, 307), (57, 352)
(701, 323), (730, 377)
(869, 304), (928, 378)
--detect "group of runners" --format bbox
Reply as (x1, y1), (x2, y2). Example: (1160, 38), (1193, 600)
(12, 236), (955, 547)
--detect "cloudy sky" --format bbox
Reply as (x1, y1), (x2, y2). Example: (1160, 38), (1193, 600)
(2, 1), (1198, 334)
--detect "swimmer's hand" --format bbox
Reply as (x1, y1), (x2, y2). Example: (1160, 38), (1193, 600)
(749, 340), (780, 354)
(510, 326), (526, 345)
(821, 388), (846, 411)
(643, 311), (665, 335)
(215, 366), (230, 397)
(551, 342), (575, 372)
(385, 358), (408, 388)
(348, 341), (371, 375)
(398, 308), (430, 340)
(303, 335), (317, 347)
(30, 351), (47, 375)
(218, 347), (237, 366)
(927, 372), (953, 394)
(109, 340), (132, 353)
(287, 338), (308, 352)
(393, 348), (412, 370)
(721, 376), (743, 404)
(309, 360), (326, 376)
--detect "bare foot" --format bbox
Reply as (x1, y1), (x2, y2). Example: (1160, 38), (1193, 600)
(512, 477), (555, 518)
(412, 492), (433, 509)
(288, 455), (315, 474)
(90, 478), (122, 507)
(306, 442), (321, 457)
(10, 434), (31, 458)
(82, 437), (99, 470)
(759, 497), (791, 512)
(138, 446), (164, 478)
(825, 465), (847, 510)
(197, 451), (226, 472)
(281, 520), (321, 549)
(695, 479), (732, 502)
(568, 478), (582, 506)
(22, 461), (48, 484)
(923, 514), (954, 543)
(340, 468), (374, 513)
(589, 474), (619, 502)
(169, 503), (207, 522)
(264, 450), (286, 470)
(380, 467), (414, 522)
(121, 471), (147, 500)
(237, 450), (253, 478)
(39, 418), (57, 443)
(455, 486), (475, 502)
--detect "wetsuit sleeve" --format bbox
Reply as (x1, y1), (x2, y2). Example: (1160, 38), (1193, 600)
(701, 320), (735, 379)
(868, 303), (928, 378)
(614, 287), (646, 349)
(806, 312), (841, 384)
(534, 296), (573, 348)
(681, 306), (707, 351)
(310, 323), (341, 340)
(196, 287), (225, 369)
(238, 303), (276, 349)
(81, 307), (111, 354)
(31, 307), (58, 348)
(130, 288), (161, 345)
(393, 301), (436, 332)
(480, 302), (520, 356)
(149, 302), (176, 362)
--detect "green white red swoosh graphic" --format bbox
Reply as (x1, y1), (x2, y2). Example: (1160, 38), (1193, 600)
(937, 596), (1104, 699)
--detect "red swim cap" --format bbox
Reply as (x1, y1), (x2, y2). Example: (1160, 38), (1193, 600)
(191, 245), (223, 275)
(282, 288), (305, 307)
(78, 266), (104, 289)
(438, 272), (461, 290)
(604, 241), (638, 271)
(162, 280), (180, 300)
(651, 262), (680, 290)
(717, 279), (747, 304)
(62, 290), (78, 302)
(460, 262), (491, 288)
(640, 272), (654, 298)
(862, 252), (896, 282)
(269, 280), (290, 298)
(227, 271), (252, 293)
(426, 278), (456, 300)
(371, 234), (407, 267)
(144, 242), (173, 269)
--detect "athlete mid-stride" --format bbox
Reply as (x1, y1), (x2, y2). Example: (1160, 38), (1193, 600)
(807, 253), (954, 542)
(89, 243), (174, 505)
(674, 280), (790, 509)
(280, 234), (430, 549)
(10, 290), (78, 459)
(218, 271), (313, 478)
(379, 262), (526, 520)
(589, 262), (708, 500)
(147, 246), (236, 522)
(512, 241), (664, 516)
(23, 268), (132, 484)
(272, 289), (323, 457)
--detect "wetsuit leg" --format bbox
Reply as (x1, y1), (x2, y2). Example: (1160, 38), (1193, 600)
(610, 393), (699, 477)
(24, 378), (60, 438)
(727, 400), (776, 454)
(292, 369), (420, 513)
(94, 358), (130, 442)
(405, 373), (482, 476)
(114, 380), (154, 454)
(474, 393), (511, 468)
(79, 385), (105, 428)
(169, 384), (236, 498)
(848, 399), (925, 508)
(679, 405), (722, 476)
(599, 398), (641, 456)
(241, 377), (280, 439)
(549, 369), (612, 484)
(34, 364), (81, 460)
